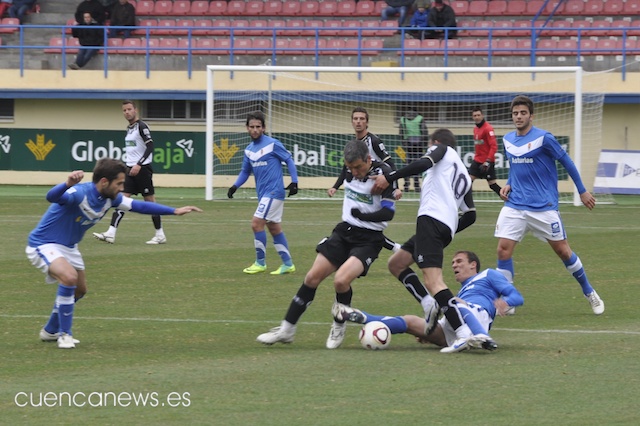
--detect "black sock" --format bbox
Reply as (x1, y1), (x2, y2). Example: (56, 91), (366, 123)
(398, 268), (428, 302)
(111, 209), (125, 227)
(152, 215), (161, 230)
(284, 284), (316, 325)
(434, 289), (463, 330)
(489, 182), (502, 197)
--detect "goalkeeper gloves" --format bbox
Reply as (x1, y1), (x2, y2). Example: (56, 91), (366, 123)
(286, 182), (298, 197)
(227, 185), (237, 199)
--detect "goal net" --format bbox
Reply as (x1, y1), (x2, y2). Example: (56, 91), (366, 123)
(205, 65), (612, 205)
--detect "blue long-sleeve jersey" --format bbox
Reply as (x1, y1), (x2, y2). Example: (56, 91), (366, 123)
(457, 269), (524, 319)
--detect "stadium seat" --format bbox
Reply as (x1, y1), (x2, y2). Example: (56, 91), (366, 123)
(230, 38), (251, 54)
(62, 18), (76, 34)
(562, 0), (584, 15)
(339, 20), (361, 37)
(285, 19), (304, 36)
(192, 19), (213, 36)
(264, 0), (283, 15)
(134, 18), (158, 36)
(251, 38), (273, 55)
(555, 39), (576, 55)
(189, 1), (210, 16)
(543, 0), (564, 15)
(306, 38), (327, 55)
(363, 39), (384, 55)
(226, 1), (246, 16)
(450, 0), (469, 16)
(268, 19), (287, 35)
(373, 1), (386, 15)
(476, 39), (489, 55)
(322, 19), (343, 36)
(44, 37), (63, 53)
(443, 38), (459, 54)
(422, 38), (443, 55)
(584, 0), (605, 15)
(342, 38), (360, 55)
(465, 20), (492, 37)
(318, 1), (339, 16)
(545, 19), (572, 37)
(303, 19), (324, 37)
(525, 0), (544, 15)
(248, 20), (270, 36)
(467, 1), (489, 15)
(570, 19), (592, 37)
(492, 20), (514, 37)
(208, 1), (228, 16)
(362, 20), (396, 37)
(0, 17), (19, 34)
(175, 38), (191, 55)
(587, 20), (611, 37)
(135, 0), (154, 16)
(629, 20), (640, 36)
(194, 38), (215, 55)
(596, 38), (619, 55)
(299, 1), (320, 16)
(171, 0), (191, 16)
(336, 0), (356, 16)
(623, 0), (640, 15)
(282, 1), (301, 15)
(487, 1), (507, 15)
(398, 38), (423, 55)
(579, 38), (598, 55)
(156, 38), (178, 54)
(495, 38), (518, 55)
(103, 37), (122, 54)
(510, 20), (533, 37)
(506, 0), (527, 16)
(120, 37), (142, 54)
(321, 38), (345, 55)
(457, 39), (479, 55)
(602, 0), (624, 15)
(230, 19), (250, 36)
(289, 38), (308, 55)
(156, 19), (176, 36)
(153, 0), (173, 16)
(608, 20), (630, 37)
(536, 38), (558, 55)
(355, 0), (376, 16)
(274, 38), (289, 55)
(208, 19), (230, 36)
(245, 0), (264, 15)
(174, 19), (194, 36)
(516, 38), (532, 55)
(623, 38), (639, 53)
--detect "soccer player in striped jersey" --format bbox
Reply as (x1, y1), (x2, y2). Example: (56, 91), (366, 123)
(227, 111), (299, 275)
(495, 95), (603, 315)
(257, 139), (397, 349)
(371, 128), (496, 353)
(26, 159), (201, 349)
(333, 251), (524, 351)
(469, 106), (502, 197)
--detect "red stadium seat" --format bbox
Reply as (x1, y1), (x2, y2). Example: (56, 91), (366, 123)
(422, 38), (443, 55)
(282, 1), (301, 15)
(361, 20), (396, 36)
(623, 0), (640, 15)
(466, 20), (492, 37)
(555, 39), (576, 55)
(584, 0), (604, 15)
(285, 19), (304, 36)
(562, 0), (584, 15)
(248, 20), (270, 36)
(231, 38), (251, 54)
(363, 39), (384, 55)
(226, 1), (246, 16)
(45, 37), (63, 53)
(587, 20), (611, 37)
(355, 0), (376, 16)
(153, 0), (173, 16)
(516, 38), (532, 55)
(457, 39), (479, 55)
(571, 19), (592, 37)
(289, 38), (308, 55)
(608, 20), (629, 37)
(268, 19), (287, 35)
(543, 0), (564, 15)
(342, 38), (360, 55)
(321, 19), (343, 36)
(318, 1), (339, 16)
(230, 19), (250, 36)
(264, 0), (283, 15)
(579, 38), (598, 55)
(487, 1), (507, 15)
(245, 0), (264, 16)
(208, 1), (228, 16)
(174, 38), (191, 55)
(525, 0), (544, 15)
(545, 19), (572, 37)
(0, 17), (19, 34)
(374, 1), (386, 15)
(64, 18), (76, 34)
(467, 1), (489, 15)
(155, 19), (176, 35)
(336, 0), (356, 16)
(120, 37), (142, 54)
(492, 20), (514, 37)
(306, 38), (326, 55)
(171, 0), (191, 16)
(251, 38), (272, 55)
(299, 1), (320, 16)
(443, 38), (459, 54)
(398, 38), (422, 55)
(476, 39), (490, 55)
(450, 0), (469, 16)
(194, 38), (215, 55)
(103, 37), (122, 54)
(321, 38), (345, 55)
(630, 20), (640, 36)
(510, 20), (533, 37)
(506, 0), (527, 16)
(190, 1), (209, 16)
(157, 38), (178, 54)
(192, 19), (213, 36)
(174, 19), (194, 36)
(274, 38), (289, 54)
(623, 38), (639, 53)
(303, 19), (324, 37)
(210, 19), (231, 36)
(536, 38), (557, 55)
(134, 18), (158, 35)
(338, 20), (361, 37)
(495, 38), (518, 55)
(596, 38), (619, 55)
(603, 0), (625, 15)
(135, 0), (154, 16)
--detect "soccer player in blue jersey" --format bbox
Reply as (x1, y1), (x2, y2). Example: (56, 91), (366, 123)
(256, 139), (398, 349)
(26, 158), (202, 349)
(333, 251), (524, 351)
(227, 111), (299, 275)
(495, 95), (603, 315)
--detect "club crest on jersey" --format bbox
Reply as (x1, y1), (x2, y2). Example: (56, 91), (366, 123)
(345, 188), (373, 205)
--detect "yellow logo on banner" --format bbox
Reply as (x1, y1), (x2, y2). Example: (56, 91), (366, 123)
(395, 146), (407, 163)
(26, 134), (56, 161)
(213, 138), (239, 165)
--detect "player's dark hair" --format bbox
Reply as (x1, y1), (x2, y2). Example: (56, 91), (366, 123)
(122, 99), (136, 108)
(351, 106), (369, 122)
(246, 111), (266, 127)
(92, 158), (127, 184)
(511, 95), (534, 115)
(472, 106), (483, 114)
(344, 139), (369, 164)
(431, 128), (456, 148)
(455, 250), (481, 273)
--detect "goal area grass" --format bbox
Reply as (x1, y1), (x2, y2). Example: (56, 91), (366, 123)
(1, 186), (638, 425)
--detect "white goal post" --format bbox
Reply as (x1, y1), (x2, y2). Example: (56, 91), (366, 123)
(205, 65), (611, 206)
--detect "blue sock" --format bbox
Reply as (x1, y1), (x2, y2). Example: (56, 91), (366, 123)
(44, 303), (59, 334)
(497, 258), (514, 283)
(459, 305), (488, 335)
(563, 252), (594, 295)
(272, 232), (293, 266)
(363, 311), (408, 334)
(56, 285), (76, 335)
(254, 230), (267, 265)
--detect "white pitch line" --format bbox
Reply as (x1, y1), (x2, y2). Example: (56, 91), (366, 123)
(3, 314), (639, 335)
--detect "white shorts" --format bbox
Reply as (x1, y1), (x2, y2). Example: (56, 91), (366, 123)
(253, 197), (284, 223)
(494, 206), (567, 242)
(440, 303), (493, 346)
(26, 244), (85, 284)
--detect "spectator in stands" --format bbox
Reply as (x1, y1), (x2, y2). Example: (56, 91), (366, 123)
(75, 0), (106, 25)
(425, 0), (458, 39)
(7, 0), (36, 23)
(69, 12), (104, 70)
(108, 0), (135, 39)
(381, 0), (414, 28)
(407, 3), (430, 40)
(0, 0), (14, 19)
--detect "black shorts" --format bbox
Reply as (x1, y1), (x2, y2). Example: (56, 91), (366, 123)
(124, 164), (155, 196)
(402, 216), (453, 269)
(316, 222), (385, 277)
(468, 160), (497, 181)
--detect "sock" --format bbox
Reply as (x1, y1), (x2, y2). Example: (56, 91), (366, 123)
(459, 305), (488, 335)
(272, 232), (293, 266)
(434, 289), (464, 331)
(56, 284), (76, 335)
(398, 268), (429, 302)
(152, 215), (162, 232)
(362, 312), (408, 334)
(489, 182), (502, 196)
(253, 230), (267, 265)
(109, 209), (126, 234)
(284, 284), (317, 325)
(497, 258), (514, 283)
(44, 303), (59, 334)
(563, 252), (594, 295)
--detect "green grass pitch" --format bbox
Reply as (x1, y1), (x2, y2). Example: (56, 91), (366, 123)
(1, 186), (639, 425)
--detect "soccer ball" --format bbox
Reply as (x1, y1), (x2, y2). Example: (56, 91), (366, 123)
(358, 321), (391, 350)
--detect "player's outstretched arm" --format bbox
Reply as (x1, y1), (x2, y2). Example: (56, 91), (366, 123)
(580, 191), (596, 210)
(174, 206), (203, 215)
